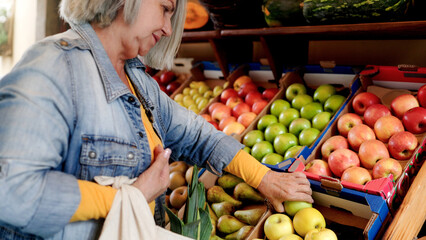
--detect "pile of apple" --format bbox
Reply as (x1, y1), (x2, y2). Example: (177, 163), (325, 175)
(173, 80), (225, 114)
(305, 84), (426, 186)
(201, 75), (279, 136)
(153, 70), (189, 96)
(165, 161), (195, 216)
(206, 173), (268, 240)
(261, 201), (337, 240)
(242, 83), (346, 166)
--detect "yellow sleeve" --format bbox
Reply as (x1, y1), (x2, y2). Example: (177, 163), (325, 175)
(70, 180), (117, 222)
(224, 150), (270, 188)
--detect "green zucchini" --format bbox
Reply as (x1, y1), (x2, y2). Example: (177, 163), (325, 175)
(262, 0), (305, 27)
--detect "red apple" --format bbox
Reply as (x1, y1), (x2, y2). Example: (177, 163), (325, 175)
(262, 88), (279, 102)
(347, 124), (376, 152)
(220, 88), (239, 104)
(305, 159), (333, 177)
(237, 112), (257, 128)
(391, 94), (419, 119)
(341, 166), (372, 185)
(159, 84), (167, 93)
(418, 84), (426, 107)
(352, 92), (381, 115)
(363, 104), (391, 128)
(337, 113), (363, 137)
(152, 75), (161, 84)
(233, 75), (253, 91)
(252, 100), (269, 115)
(160, 71), (176, 85)
(372, 158), (402, 181)
(402, 107), (426, 134)
(166, 81), (180, 95)
(226, 96), (244, 109)
(374, 115), (404, 143)
(208, 120), (219, 130)
(223, 122), (246, 136)
(238, 82), (258, 98)
(209, 102), (226, 114)
(219, 116), (237, 131)
(320, 135), (349, 161)
(200, 114), (212, 122)
(211, 105), (232, 122)
(232, 102), (251, 118)
(245, 91), (264, 107)
(328, 148), (360, 177)
(388, 131), (418, 160)
(358, 139), (389, 169)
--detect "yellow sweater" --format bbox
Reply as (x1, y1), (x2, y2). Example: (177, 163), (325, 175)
(70, 78), (269, 222)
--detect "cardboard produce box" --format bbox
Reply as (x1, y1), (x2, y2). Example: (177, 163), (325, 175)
(289, 65), (426, 212)
(237, 66), (360, 171)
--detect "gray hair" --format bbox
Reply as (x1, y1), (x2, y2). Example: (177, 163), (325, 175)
(59, 0), (186, 69)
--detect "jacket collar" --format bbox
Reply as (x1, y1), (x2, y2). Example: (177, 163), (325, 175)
(71, 23), (146, 103)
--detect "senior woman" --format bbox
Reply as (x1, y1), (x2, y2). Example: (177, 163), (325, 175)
(0, 0), (313, 239)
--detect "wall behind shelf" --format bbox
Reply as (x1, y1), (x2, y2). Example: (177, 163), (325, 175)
(177, 39), (426, 67)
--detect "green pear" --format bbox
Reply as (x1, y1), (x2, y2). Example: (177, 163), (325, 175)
(217, 174), (244, 189)
(233, 183), (264, 203)
(234, 208), (266, 226)
(225, 226), (255, 240)
(212, 202), (236, 218)
(207, 186), (242, 207)
(217, 215), (246, 234)
(210, 235), (225, 240)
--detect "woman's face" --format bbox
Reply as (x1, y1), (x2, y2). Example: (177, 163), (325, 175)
(122, 0), (176, 57)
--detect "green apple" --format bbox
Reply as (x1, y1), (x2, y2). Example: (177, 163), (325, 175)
(242, 130), (264, 148)
(261, 153), (284, 165)
(203, 90), (214, 99)
(286, 83), (307, 101)
(291, 94), (313, 110)
(284, 201), (313, 217)
(174, 93), (184, 102)
(300, 102), (323, 121)
(270, 99), (291, 117)
(257, 114), (278, 131)
(273, 133), (298, 155)
(313, 84), (336, 104)
(264, 214), (295, 240)
(304, 228), (338, 240)
(279, 108), (300, 127)
(289, 118), (311, 137)
(213, 85), (223, 97)
(189, 88), (198, 96)
(324, 94), (346, 114)
(251, 141), (274, 161)
(197, 98), (209, 110)
(183, 87), (191, 95)
(299, 128), (321, 146)
(188, 104), (200, 114)
(264, 122), (287, 142)
(243, 146), (251, 154)
(312, 111), (332, 131)
(183, 95), (195, 107)
(277, 234), (303, 240)
(293, 208), (326, 237)
(284, 145), (303, 159)
(198, 84), (210, 95)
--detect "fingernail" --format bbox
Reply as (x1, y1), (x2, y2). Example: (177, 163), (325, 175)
(164, 148), (171, 158)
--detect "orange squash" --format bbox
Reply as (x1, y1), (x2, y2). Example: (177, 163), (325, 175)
(184, 2), (209, 30)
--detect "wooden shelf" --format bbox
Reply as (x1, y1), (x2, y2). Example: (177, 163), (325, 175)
(181, 20), (426, 80)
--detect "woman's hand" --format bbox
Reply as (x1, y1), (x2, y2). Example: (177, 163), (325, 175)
(132, 145), (171, 203)
(257, 171), (313, 212)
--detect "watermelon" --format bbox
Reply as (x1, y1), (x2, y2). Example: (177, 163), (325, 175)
(303, 0), (411, 25)
(262, 0), (305, 27)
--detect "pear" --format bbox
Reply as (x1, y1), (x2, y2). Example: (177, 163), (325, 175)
(225, 226), (254, 240)
(207, 185), (242, 207)
(210, 235), (225, 240)
(217, 215), (246, 234)
(212, 202), (236, 218)
(233, 182), (264, 202)
(217, 174), (244, 189)
(234, 208), (266, 225)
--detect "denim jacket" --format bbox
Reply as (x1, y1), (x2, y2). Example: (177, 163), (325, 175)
(0, 23), (243, 239)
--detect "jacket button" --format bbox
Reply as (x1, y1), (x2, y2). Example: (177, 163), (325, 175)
(128, 96), (135, 103)
(138, 132), (144, 138)
(88, 151), (97, 159)
(60, 40), (68, 46)
(127, 152), (135, 160)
